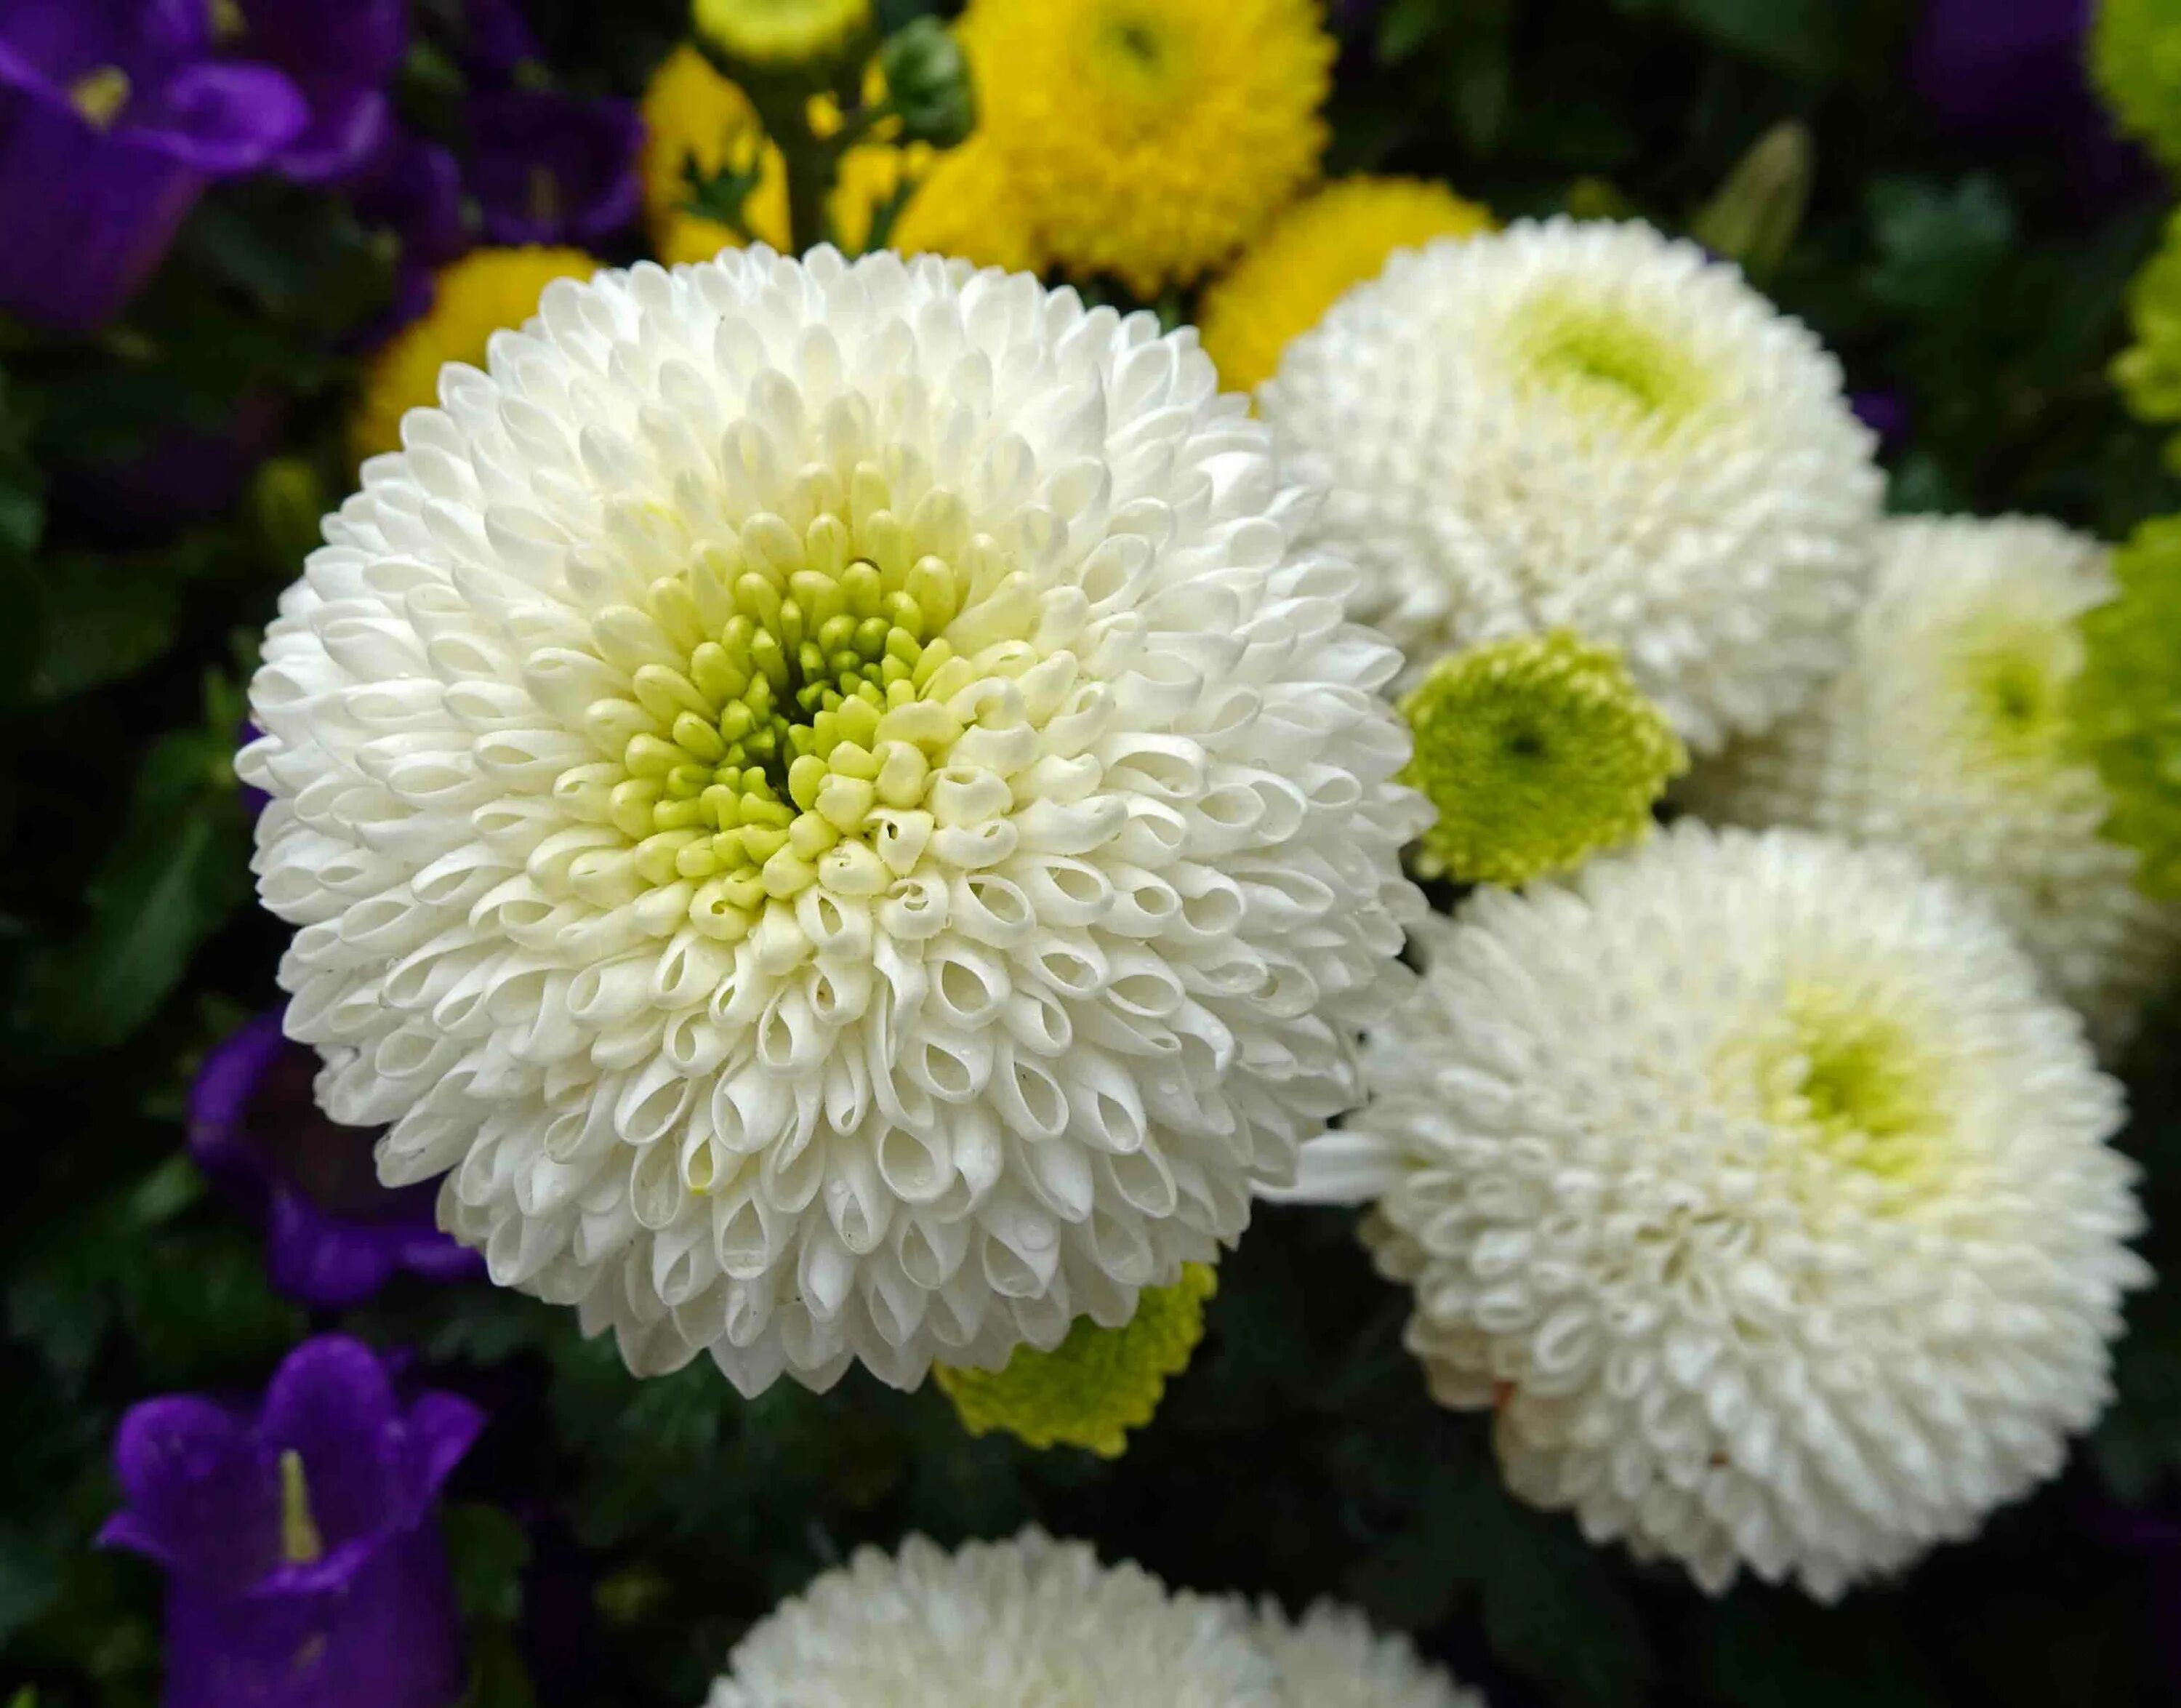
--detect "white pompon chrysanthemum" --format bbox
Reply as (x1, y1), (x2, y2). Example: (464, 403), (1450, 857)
(1245, 1600), (1485, 1708)
(705, 1531), (1282, 1708)
(241, 247), (1426, 1397)
(1684, 515), (2181, 1052)
(1301, 822), (2148, 1599)
(1260, 218), (1882, 753)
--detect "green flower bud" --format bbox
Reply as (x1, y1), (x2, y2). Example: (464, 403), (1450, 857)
(877, 17), (976, 148)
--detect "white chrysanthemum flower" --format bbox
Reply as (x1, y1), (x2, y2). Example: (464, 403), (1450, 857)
(1684, 515), (2181, 1051)
(706, 1531), (1282, 1708)
(241, 246), (1425, 1397)
(1260, 218), (1882, 753)
(1298, 822), (2148, 1599)
(1245, 1600), (1485, 1708)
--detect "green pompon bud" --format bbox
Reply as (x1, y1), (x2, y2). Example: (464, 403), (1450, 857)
(877, 17), (976, 148)
(2092, 0), (2181, 176)
(1689, 121), (1813, 283)
(1400, 630), (1687, 888)
(2074, 516), (2181, 898)
(2113, 208), (2181, 463)
(933, 1264), (1216, 1458)
(692, 0), (874, 72)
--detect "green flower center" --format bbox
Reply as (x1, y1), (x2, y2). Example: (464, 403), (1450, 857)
(1511, 291), (1708, 431)
(1948, 612), (2076, 773)
(1752, 985), (1943, 1184)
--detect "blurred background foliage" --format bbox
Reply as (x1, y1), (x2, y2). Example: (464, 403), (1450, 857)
(6, 1), (2181, 1704)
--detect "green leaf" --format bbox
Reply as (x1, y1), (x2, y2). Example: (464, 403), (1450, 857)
(9, 717), (252, 1057)
(1378, 0), (1449, 65)
(443, 1504), (533, 1625)
(20, 551), (192, 705)
(1666, 0), (1857, 81)
(116, 1230), (307, 1387)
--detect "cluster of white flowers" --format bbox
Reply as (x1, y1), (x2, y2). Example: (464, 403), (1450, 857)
(242, 222), (2160, 1611)
(704, 1531), (1481, 1708)
(243, 247), (1423, 1397)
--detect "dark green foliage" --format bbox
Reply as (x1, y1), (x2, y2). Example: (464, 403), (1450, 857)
(4, 4), (2181, 1707)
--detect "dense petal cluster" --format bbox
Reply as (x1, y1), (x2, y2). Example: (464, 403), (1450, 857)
(1199, 177), (1493, 396)
(706, 1531), (1285, 1708)
(1245, 1601), (1485, 1708)
(1310, 823), (2147, 1597)
(1261, 218), (1881, 753)
(960, 0), (1335, 296)
(244, 248), (1425, 1395)
(934, 1261), (1215, 1455)
(2076, 515), (2181, 901)
(1687, 516), (2181, 1050)
(352, 249), (603, 465)
(1401, 630), (1685, 888)
(2092, 0), (2181, 173)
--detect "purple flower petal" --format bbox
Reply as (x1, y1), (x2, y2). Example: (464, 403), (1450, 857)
(462, 0), (544, 82)
(257, 1338), (401, 1554)
(0, 90), (206, 329)
(236, 0), (407, 92)
(354, 133), (469, 266)
(128, 61), (310, 173)
(163, 1525), (467, 1708)
(104, 1397), (282, 1597)
(272, 82), (392, 185)
(465, 88), (642, 247)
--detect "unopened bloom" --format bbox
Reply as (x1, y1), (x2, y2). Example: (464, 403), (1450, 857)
(1261, 218), (1881, 753)
(1687, 516), (2181, 1051)
(100, 1336), (483, 1708)
(1304, 823), (2147, 1598)
(244, 248), (1424, 1396)
(1199, 177), (1493, 395)
(960, 0), (1335, 296)
(707, 1531), (1282, 1707)
(934, 1262), (1214, 1455)
(1400, 630), (1684, 887)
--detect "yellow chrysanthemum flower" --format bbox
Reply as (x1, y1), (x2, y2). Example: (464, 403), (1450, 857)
(960, 0), (1334, 295)
(350, 247), (601, 464)
(640, 44), (790, 257)
(933, 1265), (1216, 1456)
(2093, 0), (2181, 175)
(1199, 177), (1494, 393)
(640, 44), (1014, 266)
(692, 0), (872, 70)
(888, 136), (1043, 273)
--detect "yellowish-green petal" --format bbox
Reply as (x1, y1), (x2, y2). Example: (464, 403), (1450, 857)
(934, 1264), (1216, 1456)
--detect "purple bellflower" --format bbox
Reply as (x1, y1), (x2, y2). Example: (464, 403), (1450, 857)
(465, 87), (642, 247)
(225, 0), (409, 187)
(100, 1336), (483, 1708)
(190, 1009), (483, 1309)
(0, 0), (308, 330)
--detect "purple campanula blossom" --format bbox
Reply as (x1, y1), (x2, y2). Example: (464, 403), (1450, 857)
(100, 1336), (483, 1708)
(190, 1009), (483, 1309)
(351, 130), (472, 340)
(1910, 0), (2148, 201)
(0, 1), (307, 330)
(465, 87), (642, 247)
(225, 0), (408, 187)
